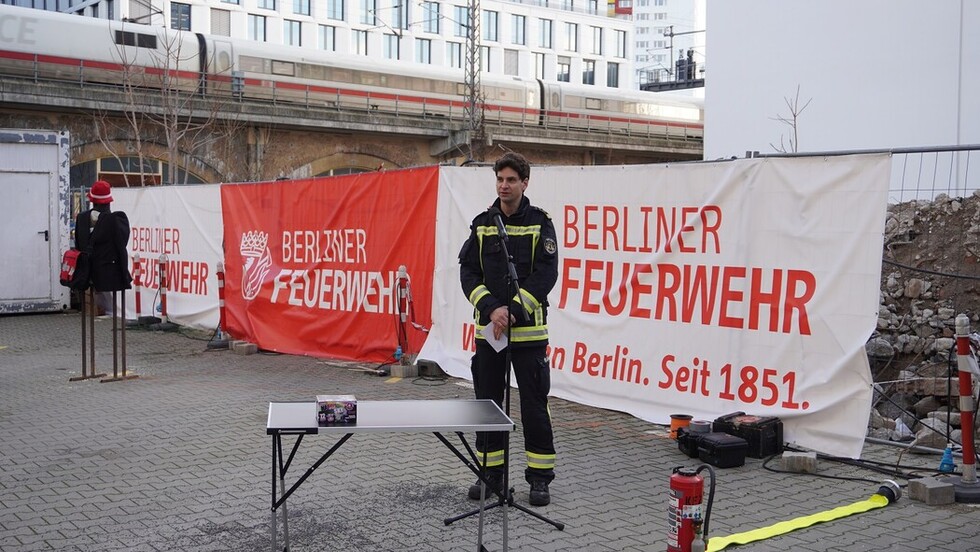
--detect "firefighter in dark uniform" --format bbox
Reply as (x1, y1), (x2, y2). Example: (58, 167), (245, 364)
(458, 152), (559, 506)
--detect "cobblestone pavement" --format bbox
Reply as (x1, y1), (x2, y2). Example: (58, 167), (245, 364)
(1, 311), (979, 552)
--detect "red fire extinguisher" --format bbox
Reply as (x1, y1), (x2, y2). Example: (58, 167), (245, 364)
(668, 465), (716, 552)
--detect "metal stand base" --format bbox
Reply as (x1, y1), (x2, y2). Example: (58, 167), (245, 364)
(150, 321), (179, 332)
(206, 340), (230, 350)
(69, 373), (107, 382)
(101, 374), (140, 383)
(138, 315), (162, 326)
(946, 475), (980, 503)
(445, 488), (565, 531)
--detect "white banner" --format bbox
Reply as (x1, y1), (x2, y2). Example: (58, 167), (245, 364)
(114, 186), (223, 330)
(419, 155), (891, 458)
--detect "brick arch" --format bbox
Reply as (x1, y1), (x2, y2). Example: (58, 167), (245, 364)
(70, 140), (224, 185)
(307, 152), (399, 177)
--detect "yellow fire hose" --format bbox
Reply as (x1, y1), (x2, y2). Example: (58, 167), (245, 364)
(704, 481), (901, 552)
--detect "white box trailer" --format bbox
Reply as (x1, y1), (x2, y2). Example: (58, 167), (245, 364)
(0, 129), (71, 313)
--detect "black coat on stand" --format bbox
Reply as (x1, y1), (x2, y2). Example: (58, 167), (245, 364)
(74, 208), (133, 292)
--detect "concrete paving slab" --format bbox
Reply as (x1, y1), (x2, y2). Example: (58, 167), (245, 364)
(1, 312), (979, 551)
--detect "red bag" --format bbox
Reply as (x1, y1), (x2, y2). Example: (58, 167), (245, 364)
(60, 249), (82, 287)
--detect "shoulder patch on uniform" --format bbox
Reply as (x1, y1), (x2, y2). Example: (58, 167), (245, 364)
(544, 237), (557, 255)
(531, 205), (551, 219)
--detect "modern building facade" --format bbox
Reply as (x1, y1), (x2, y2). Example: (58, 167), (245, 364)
(630, 0), (703, 87)
(4, 0), (636, 89)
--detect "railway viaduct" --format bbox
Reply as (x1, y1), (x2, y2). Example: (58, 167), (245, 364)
(0, 76), (702, 186)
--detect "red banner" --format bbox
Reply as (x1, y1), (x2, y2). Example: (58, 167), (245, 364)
(220, 167), (437, 362)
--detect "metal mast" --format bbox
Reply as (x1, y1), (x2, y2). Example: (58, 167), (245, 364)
(463, 0), (484, 156)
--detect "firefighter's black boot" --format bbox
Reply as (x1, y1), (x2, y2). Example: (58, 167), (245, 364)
(468, 470), (504, 500)
(528, 480), (550, 506)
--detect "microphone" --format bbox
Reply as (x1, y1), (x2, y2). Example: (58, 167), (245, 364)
(491, 208), (508, 242)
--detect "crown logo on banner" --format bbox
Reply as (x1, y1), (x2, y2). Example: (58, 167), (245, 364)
(240, 230), (269, 257)
(240, 230), (272, 301)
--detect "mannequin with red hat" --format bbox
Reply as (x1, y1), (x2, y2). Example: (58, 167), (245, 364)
(71, 180), (136, 382)
(74, 181), (133, 293)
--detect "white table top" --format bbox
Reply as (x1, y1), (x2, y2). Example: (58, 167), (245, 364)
(267, 399), (514, 435)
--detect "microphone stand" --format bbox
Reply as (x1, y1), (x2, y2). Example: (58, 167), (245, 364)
(445, 213), (565, 549)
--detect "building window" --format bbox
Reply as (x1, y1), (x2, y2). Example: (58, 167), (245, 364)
(481, 45), (490, 72)
(354, 29), (368, 54)
(483, 10), (498, 42)
(615, 30), (627, 58)
(560, 0), (573, 9)
(511, 14), (525, 45)
(319, 25), (336, 51)
(170, 2), (190, 31)
(327, 0), (344, 20)
(284, 20), (302, 46)
(539, 19), (552, 49)
(221, 0), (239, 4)
(248, 14), (267, 41)
(211, 8), (231, 36)
(360, 0), (376, 25)
(607, 62), (619, 88)
(448, 42), (463, 68)
(394, 1), (409, 30)
(504, 49), (519, 76)
(591, 26), (602, 55)
(583, 59), (595, 85)
(654, 12), (666, 20)
(557, 56), (570, 82)
(257, 0), (276, 10)
(534, 52), (545, 79)
(563, 22), (577, 52)
(453, 6), (468, 37)
(384, 34), (400, 60)
(293, 0), (310, 16)
(422, 2), (439, 33)
(415, 38), (431, 64)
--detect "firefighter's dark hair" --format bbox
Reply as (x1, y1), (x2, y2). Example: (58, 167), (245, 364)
(492, 152), (530, 182)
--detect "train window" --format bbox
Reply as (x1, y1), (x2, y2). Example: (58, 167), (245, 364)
(114, 31), (157, 49)
(239, 56), (268, 74)
(333, 69), (351, 83)
(552, 92), (560, 108)
(388, 75), (404, 89)
(585, 98), (602, 110)
(136, 34), (157, 49)
(115, 31), (135, 46)
(359, 72), (378, 86)
(299, 64), (326, 81)
(271, 60), (294, 76)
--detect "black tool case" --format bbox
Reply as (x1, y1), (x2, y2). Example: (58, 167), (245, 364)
(676, 427), (703, 458)
(697, 432), (748, 468)
(713, 412), (784, 459)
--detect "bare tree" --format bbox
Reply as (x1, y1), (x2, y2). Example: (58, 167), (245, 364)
(769, 85), (812, 153)
(93, 23), (243, 186)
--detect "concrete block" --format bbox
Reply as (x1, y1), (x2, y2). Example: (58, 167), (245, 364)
(908, 477), (955, 505)
(781, 451), (818, 473)
(415, 358), (446, 378)
(389, 364), (419, 378)
(231, 341), (258, 355)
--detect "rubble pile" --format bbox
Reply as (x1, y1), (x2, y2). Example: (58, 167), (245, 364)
(867, 192), (980, 447)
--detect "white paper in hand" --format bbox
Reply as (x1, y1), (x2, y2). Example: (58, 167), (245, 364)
(481, 323), (508, 353)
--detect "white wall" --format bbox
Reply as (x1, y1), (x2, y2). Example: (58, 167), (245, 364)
(705, 1), (979, 160)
